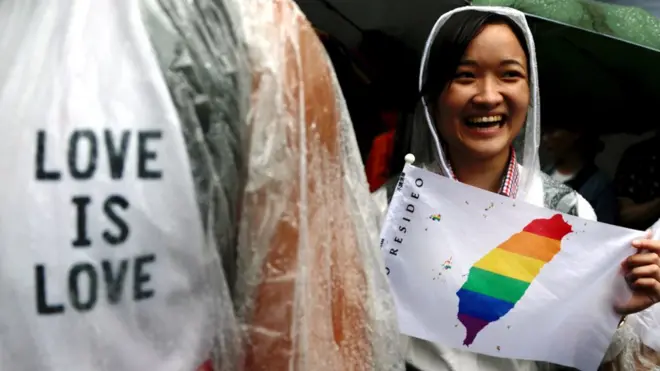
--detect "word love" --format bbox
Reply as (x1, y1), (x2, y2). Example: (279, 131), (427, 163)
(35, 129), (163, 181)
(36, 255), (156, 314)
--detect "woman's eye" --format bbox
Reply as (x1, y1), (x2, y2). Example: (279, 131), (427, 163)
(454, 71), (475, 79)
(503, 70), (524, 78)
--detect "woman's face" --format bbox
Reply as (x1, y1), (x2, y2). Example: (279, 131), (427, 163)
(436, 23), (529, 162)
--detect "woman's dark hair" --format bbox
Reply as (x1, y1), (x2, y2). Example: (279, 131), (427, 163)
(389, 10), (531, 173)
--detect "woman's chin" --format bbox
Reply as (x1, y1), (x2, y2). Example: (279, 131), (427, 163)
(461, 139), (511, 161)
(442, 123), (518, 162)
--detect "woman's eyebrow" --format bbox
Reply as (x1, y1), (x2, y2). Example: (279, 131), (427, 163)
(458, 59), (478, 66)
(500, 59), (525, 68)
(458, 59), (525, 68)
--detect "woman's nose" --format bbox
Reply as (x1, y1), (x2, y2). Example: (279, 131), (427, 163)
(472, 79), (504, 107)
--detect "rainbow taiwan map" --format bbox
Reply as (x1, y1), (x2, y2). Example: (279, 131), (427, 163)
(456, 214), (573, 346)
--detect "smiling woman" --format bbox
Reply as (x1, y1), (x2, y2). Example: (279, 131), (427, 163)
(422, 11), (531, 195)
(370, 6), (602, 371)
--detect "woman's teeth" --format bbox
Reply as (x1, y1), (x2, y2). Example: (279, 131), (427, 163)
(466, 115), (504, 128)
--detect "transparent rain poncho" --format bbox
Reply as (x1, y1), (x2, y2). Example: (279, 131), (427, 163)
(0, 0), (402, 370)
(223, 1), (402, 369)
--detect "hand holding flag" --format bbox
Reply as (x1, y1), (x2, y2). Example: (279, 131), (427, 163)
(617, 233), (660, 315)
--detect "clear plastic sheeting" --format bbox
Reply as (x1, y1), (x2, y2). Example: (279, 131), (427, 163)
(143, 0), (250, 295)
(141, 0), (249, 369)
(603, 318), (660, 371)
(229, 0), (403, 370)
(5, 0), (403, 368)
(145, 0), (402, 369)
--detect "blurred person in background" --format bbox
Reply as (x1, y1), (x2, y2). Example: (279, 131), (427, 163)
(614, 129), (660, 230)
(542, 121), (618, 224)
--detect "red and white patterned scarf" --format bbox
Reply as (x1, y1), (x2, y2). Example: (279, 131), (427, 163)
(445, 147), (519, 198)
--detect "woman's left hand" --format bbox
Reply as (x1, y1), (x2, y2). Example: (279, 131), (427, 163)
(616, 233), (660, 315)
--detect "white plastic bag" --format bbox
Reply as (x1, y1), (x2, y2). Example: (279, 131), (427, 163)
(0, 1), (233, 369)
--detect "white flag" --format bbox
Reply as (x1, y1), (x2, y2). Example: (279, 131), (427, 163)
(380, 164), (642, 370)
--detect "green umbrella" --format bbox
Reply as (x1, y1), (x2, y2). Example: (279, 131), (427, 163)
(472, 0), (660, 134)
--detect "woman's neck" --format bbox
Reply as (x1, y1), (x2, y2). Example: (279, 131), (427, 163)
(448, 149), (511, 193)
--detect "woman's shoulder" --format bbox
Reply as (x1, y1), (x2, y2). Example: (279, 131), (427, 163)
(536, 171), (597, 221)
